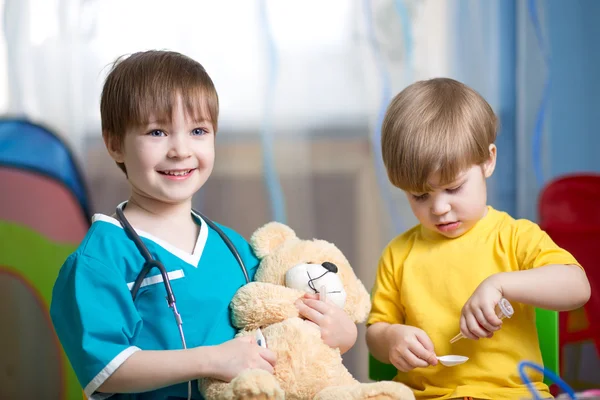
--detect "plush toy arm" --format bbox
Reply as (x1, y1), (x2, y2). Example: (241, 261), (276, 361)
(231, 282), (304, 330)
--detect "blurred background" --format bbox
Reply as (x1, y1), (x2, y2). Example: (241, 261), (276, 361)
(0, 0), (599, 398)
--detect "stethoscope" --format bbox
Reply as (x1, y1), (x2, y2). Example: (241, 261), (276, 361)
(115, 205), (250, 400)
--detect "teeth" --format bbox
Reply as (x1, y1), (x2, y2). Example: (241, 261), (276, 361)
(163, 170), (191, 176)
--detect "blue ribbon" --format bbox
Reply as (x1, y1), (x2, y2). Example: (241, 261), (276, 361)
(518, 360), (576, 399)
(527, 0), (552, 189)
(258, 0), (286, 223)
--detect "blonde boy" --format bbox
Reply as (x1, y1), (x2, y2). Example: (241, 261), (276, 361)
(366, 78), (590, 400)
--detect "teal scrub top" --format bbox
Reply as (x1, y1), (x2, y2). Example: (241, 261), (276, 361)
(50, 210), (259, 400)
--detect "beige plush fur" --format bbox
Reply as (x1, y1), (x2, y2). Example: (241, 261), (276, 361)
(200, 222), (414, 400)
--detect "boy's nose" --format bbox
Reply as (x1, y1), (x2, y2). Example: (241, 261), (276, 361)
(431, 199), (451, 216)
(167, 136), (192, 159)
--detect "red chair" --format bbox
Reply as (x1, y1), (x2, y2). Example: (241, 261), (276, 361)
(538, 173), (600, 362)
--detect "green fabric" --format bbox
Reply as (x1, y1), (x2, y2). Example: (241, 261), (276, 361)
(0, 220), (81, 400)
(535, 308), (559, 384)
(368, 307), (559, 387)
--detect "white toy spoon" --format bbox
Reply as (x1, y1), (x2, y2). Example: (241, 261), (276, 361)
(436, 355), (469, 367)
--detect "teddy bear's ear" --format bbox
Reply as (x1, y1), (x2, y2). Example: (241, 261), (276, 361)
(251, 222), (297, 258)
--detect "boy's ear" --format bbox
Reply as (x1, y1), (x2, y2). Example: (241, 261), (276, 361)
(484, 144), (497, 178)
(103, 131), (125, 163)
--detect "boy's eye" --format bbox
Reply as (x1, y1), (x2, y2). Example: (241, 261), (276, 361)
(446, 184), (463, 194)
(148, 129), (165, 137)
(191, 128), (207, 136)
(412, 193), (429, 202)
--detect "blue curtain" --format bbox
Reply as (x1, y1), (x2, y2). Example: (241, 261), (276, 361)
(449, 0), (600, 221)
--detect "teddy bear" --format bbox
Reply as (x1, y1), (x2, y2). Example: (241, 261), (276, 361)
(200, 222), (414, 400)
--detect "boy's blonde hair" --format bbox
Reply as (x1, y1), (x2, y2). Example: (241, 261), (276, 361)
(100, 50), (219, 173)
(381, 78), (497, 193)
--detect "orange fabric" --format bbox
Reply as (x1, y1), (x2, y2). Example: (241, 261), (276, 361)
(566, 306), (590, 333)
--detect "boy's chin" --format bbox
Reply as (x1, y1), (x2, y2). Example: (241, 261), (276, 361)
(151, 183), (203, 203)
(150, 191), (197, 205)
(439, 231), (465, 239)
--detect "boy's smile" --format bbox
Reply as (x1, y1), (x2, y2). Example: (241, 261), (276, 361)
(158, 168), (196, 177)
(157, 168), (197, 180)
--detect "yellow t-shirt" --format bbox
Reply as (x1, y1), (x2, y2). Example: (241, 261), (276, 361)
(368, 207), (580, 400)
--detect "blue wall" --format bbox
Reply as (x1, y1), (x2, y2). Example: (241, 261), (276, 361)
(547, 0), (600, 178)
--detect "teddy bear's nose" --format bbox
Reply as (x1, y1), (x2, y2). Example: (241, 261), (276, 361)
(322, 262), (338, 273)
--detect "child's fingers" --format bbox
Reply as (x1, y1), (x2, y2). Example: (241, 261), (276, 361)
(255, 356), (275, 375)
(390, 353), (412, 372)
(300, 298), (331, 314)
(465, 313), (489, 339)
(483, 305), (503, 327)
(416, 332), (437, 365)
(409, 343), (437, 367)
(474, 307), (501, 333)
(403, 348), (430, 369)
(294, 299), (324, 324)
(303, 293), (319, 300)
(460, 314), (477, 340)
(258, 347), (277, 367)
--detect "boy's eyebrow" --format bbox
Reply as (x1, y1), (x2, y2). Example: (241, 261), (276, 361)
(446, 178), (467, 188)
(144, 118), (212, 126)
(144, 118), (169, 126)
(191, 118), (212, 125)
(443, 179), (467, 190)
(429, 174), (468, 191)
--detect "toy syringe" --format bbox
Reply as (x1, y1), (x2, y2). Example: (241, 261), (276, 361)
(450, 297), (514, 344)
(319, 285), (327, 302)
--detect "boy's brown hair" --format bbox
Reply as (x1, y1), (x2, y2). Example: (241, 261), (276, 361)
(381, 77), (497, 193)
(100, 50), (219, 173)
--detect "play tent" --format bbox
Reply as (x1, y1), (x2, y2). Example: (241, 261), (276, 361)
(0, 118), (90, 399)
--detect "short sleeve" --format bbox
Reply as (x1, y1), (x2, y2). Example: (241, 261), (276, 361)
(50, 253), (142, 398)
(514, 219), (581, 270)
(367, 245), (405, 326)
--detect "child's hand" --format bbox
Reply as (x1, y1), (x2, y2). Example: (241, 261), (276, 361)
(295, 293), (357, 353)
(386, 324), (438, 372)
(209, 336), (277, 382)
(460, 277), (504, 340)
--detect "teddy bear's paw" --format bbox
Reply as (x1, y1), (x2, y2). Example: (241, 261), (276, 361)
(313, 385), (352, 400)
(224, 369), (284, 400)
(352, 381), (415, 400)
(314, 382), (415, 400)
